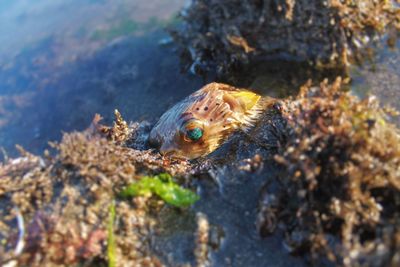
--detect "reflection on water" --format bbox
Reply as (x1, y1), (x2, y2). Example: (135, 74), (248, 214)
(1, 1), (400, 157)
(0, 0), (183, 62)
(0, 0), (190, 156)
(350, 35), (400, 118)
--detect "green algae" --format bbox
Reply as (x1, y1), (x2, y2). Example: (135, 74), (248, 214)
(1, 80), (400, 266)
(0, 114), (190, 266)
(107, 200), (116, 267)
(120, 173), (199, 208)
(91, 19), (139, 40)
(91, 14), (180, 41)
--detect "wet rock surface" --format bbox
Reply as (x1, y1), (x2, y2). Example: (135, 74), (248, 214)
(1, 79), (399, 266)
(259, 79), (400, 266)
(172, 0), (400, 76)
(0, 116), (189, 266)
(0, 98), (304, 266)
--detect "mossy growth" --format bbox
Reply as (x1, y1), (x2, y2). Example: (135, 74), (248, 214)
(1, 80), (400, 266)
(258, 78), (400, 266)
(172, 0), (400, 77)
(0, 112), (191, 266)
(120, 173), (199, 208)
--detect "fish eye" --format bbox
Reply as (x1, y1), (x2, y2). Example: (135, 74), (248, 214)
(186, 127), (203, 141)
(181, 120), (204, 142)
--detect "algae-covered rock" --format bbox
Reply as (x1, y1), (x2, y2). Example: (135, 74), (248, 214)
(1, 81), (400, 266)
(172, 0), (400, 76)
(0, 114), (191, 266)
(258, 78), (400, 266)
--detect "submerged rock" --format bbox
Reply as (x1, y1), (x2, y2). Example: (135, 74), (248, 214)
(0, 79), (399, 266)
(258, 78), (400, 266)
(171, 0), (400, 76)
(0, 114), (190, 266)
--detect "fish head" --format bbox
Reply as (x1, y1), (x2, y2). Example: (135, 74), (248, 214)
(149, 83), (262, 160)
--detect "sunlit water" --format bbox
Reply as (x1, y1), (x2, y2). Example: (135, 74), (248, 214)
(0, 0), (200, 156)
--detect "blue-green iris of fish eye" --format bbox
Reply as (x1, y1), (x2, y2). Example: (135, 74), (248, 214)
(186, 127), (203, 141)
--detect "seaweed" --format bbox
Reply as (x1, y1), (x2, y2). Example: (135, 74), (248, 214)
(171, 0), (400, 77)
(1, 80), (400, 266)
(257, 78), (400, 266)
(107, 200), (116, 267)
(120, 173), (199, 208)
(0, 113), (189, 266)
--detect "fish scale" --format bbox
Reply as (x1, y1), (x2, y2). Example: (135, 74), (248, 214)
(149, 82), (266, 159)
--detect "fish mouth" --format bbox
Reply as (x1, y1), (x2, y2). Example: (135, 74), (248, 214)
(159, 142), (188, 160)
(162, 150), (188, 160)
(149, 127), (189, 159)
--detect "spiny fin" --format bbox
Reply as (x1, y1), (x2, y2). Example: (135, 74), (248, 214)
(225, 91), (261, 112)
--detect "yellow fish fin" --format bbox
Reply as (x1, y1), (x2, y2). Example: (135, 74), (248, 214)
(225, 91), (261, 112)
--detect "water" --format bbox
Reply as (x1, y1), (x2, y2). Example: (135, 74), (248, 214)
(0, 1), (399, 266)
(350, 35), (400, 115)
(1, 0), (399, 157)
(0, 0), (200, 156)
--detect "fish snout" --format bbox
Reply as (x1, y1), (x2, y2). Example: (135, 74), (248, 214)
(159, 142), (179, 158)
(149, 128), (182, 158)
(161, 149), (179, 158)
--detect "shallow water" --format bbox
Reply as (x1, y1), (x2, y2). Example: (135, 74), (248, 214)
(1, 1), (399, 157)
(350, 36), (400, 124)
(0, 1), (399, 266)
(0, 0), (199, 157)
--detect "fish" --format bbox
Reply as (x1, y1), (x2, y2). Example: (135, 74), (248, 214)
(149, 82), (264, 159)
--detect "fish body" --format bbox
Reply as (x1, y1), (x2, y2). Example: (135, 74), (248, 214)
(149, 83), (263, 159)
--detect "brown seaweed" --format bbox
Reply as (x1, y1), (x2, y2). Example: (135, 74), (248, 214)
(171, 0), (400, 77)
(1, 79), (400, 266)
(258, 78), (400, 266)
(0, 113), (190, 266)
